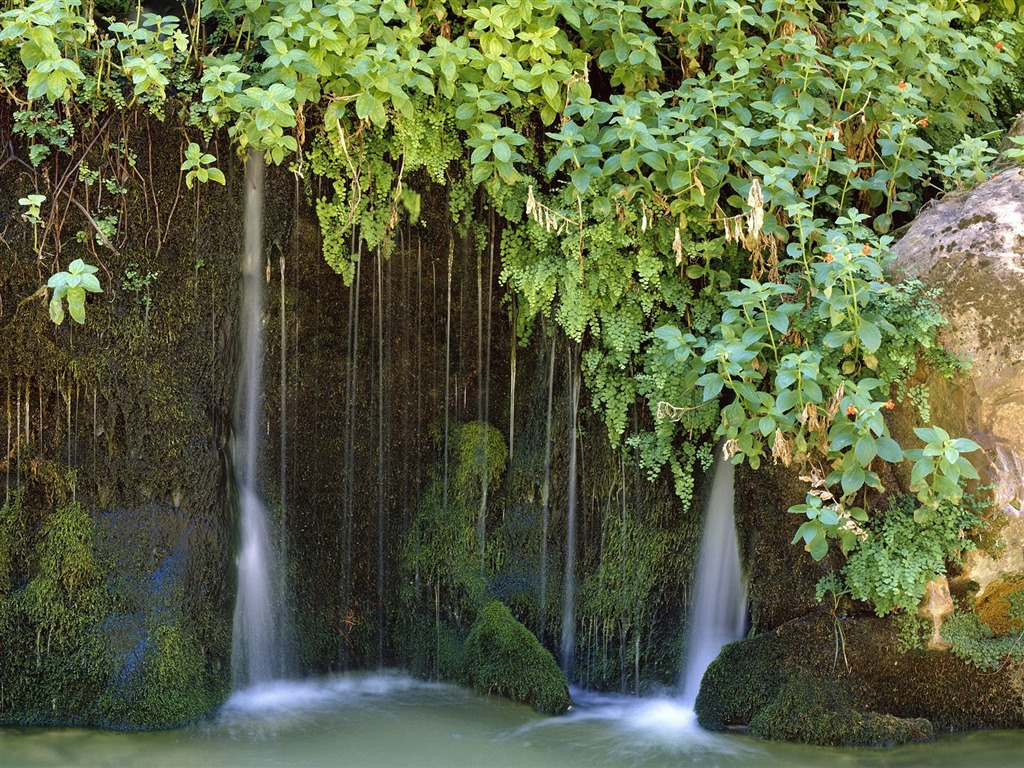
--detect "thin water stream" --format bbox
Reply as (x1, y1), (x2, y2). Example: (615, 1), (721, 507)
(680, 455), (747, 703)
(3, 672), (1022, 768)
(231, 151), (291, 687)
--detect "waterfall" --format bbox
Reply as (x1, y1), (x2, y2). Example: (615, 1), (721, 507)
(679, 453), (747, 706)
(231, 151), (291, 689)
(537, 329), (556, 640)
(560, 342), (581, 681)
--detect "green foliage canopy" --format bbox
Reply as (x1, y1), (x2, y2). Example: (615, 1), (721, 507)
(1, 0), (1018, 599)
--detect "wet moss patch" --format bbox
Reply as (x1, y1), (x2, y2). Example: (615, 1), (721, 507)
(461, 600), (571, 714)
(695, 613), (1024, 743)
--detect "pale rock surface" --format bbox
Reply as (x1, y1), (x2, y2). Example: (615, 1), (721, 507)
(892, 166), (1024, 601)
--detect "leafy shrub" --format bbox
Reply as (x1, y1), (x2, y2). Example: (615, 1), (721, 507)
(843, 494), (982, 616)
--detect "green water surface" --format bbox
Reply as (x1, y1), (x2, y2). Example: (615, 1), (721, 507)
(1, 673), (1021, 768)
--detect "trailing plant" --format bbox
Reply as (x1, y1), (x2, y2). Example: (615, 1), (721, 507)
(941, 610), (1024, 671)
(180, 142), (226, 189)
(815, 571), (851, 673)
(841, 493), (984, 616)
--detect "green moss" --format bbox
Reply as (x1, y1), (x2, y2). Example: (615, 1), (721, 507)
(695, 637), (785, 730)
(0, 490), (28, 597)
(0, 495), (111, 724)
(941, 611), (1024, 671)
(106, 624), (227, 729)
(461, 600), (571, 714)
(454, 421), (509, 506)
(749, 675), (933, 747)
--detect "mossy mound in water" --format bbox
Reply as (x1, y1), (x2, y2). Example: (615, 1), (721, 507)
(696, 613), (1024, 745)
(749, 674), (933, 746)
(461, 601), (571, 715)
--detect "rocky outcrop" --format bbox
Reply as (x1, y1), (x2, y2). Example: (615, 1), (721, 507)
(891, 167), (1024, 621)
(892, 166), (1024, 522)
(699, 171), (1024, 743)
(696, 614), (1024, 742)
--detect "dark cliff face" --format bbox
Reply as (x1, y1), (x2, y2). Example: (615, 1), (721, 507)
(0, 119), (241, 728)
(0, 114), (704, 728)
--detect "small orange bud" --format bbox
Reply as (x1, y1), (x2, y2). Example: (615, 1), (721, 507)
(861, 245), (872, 255)
(823, 254), (834, 263)
(919, 117), (929, 128)
(996, 41), (1004, 50)
(846, 405), (857, 417)
(884, 400), (896, 410)
(897, 81), (906, 89)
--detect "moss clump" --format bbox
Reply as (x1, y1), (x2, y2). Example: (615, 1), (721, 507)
(461, 600), (571, 714)
(0, 496), (111, 724)
(749, 675), (932, 747)
(105, 624), (227, 729)
(975, 574), (1024, 637)
(696, 613), (1024, 742)
(941, 610), (1024, 671)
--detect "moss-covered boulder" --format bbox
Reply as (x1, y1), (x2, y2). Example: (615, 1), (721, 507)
(460, 600), (571, 714)
(696, 613), (1024, 742)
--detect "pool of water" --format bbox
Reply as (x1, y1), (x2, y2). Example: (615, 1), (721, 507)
(2, 672), (1022, 768)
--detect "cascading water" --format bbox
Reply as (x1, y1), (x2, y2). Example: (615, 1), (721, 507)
(231, 151), (292, 689)
(560, 342), (581, 680)
(679, 452), (747, 706)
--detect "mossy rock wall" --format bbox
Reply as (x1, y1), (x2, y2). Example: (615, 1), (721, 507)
(713, 456), (1024, 744)
(0, 118), (244, 728)
(1, 107), (709, 724)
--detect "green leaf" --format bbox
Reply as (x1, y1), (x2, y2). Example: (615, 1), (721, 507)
(471, 161), (493, 185)
(842, 464), (866, 495)
(823, 330), (852, 347)
(818, 507), (840, 526)
(857, 320), (882, 353)
(910, 459), (934, 487)
(956, 456), (980, 481)
(855, 435), (877, 466)
(492, 140), (512, 163)
(875, 436), (903, 463)
(830, 430), (855, 452)
(80, 274), (102, 293)
(808, 530), (828, 561)
(571, 167), (591, 194)
(792, 520), (819, 545)
(49, 294), (64, 325)
(951, 437), (981, 453)
(66, 286), (86, 324)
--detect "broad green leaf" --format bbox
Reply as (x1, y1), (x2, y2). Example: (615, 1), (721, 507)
(855, 434), (876, 466)
(857, 320), (881, 353)
(875, 436), (903, 463)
